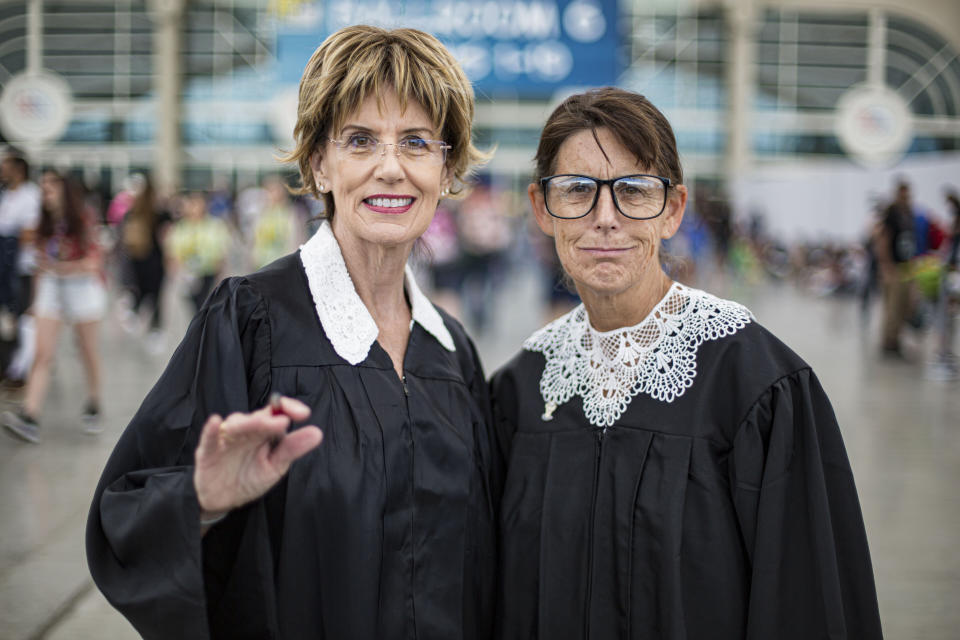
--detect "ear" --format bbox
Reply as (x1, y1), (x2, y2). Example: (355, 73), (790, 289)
(309, 149), (327, 192)
(659, 184), (687, 240)
(529, 182), (555, 238)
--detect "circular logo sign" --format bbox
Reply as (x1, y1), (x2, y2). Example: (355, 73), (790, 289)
(0, 71), (73, 148)
(563, 1), (606, 44)
(835, 84), (913, 168)
(529, 41), (573, 82)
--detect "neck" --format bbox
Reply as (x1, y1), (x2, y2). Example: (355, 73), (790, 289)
(331, 220), (412, 325)
(578, 270), (673, 332)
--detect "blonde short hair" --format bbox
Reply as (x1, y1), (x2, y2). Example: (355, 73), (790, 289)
(280, 25), (490, 216)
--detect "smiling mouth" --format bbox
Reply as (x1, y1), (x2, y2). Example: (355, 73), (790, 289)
(364, 196), (415, 214)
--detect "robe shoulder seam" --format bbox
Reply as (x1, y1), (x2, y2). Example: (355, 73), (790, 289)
(733, 365), (813, 434)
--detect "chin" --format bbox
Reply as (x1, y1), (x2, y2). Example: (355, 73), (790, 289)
(571, 274), (628, 299)
(362, 226), (417, 248)
(580, 261), (627, 285)
(580, 282), (633, 300)
(361, 212), (431, 245)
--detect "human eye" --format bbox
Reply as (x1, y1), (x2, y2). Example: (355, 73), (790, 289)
(616, 182), (641, 196)
(403, 136), (429, 150)
(345, 133), (376, 151)
(556, 177), (595, 196)
(615, 177), (656, 199)
(399, 137), (434, 156)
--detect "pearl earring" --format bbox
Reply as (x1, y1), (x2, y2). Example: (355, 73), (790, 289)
(440, 187), (449, 197)
(318, 181), (325, 192)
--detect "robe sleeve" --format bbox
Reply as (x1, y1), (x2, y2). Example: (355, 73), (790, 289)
(489, 363), (520, 468)
(730, 367), (884, 639)
(85, 277), (272, 640)
(450, 326), (502, 640)
(463, 337), (503, 510)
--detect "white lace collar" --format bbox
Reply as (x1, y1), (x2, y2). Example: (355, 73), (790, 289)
(523, 282), (754, 427)
(299, 220), (455, 365)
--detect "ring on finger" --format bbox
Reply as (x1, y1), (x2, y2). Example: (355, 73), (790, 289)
(218, 420), (233, 444)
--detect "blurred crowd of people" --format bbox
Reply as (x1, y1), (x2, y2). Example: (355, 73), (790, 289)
(867, 179), (959, 378)
(670, 178), (960, 379)
(1, 146), (958, 443)
(0, 147), (315, 442)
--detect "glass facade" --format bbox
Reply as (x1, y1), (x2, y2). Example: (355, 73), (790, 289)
(624, 3), (960, 172)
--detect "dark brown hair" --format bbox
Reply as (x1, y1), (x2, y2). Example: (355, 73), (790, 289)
(2, 154), (28, 181)
(533, 87), (683, 185)
(37, 171), (89, 247)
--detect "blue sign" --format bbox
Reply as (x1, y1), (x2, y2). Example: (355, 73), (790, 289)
(275, 0), (620, 96)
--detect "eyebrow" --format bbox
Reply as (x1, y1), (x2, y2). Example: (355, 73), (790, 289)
(340, 123), (435, 137)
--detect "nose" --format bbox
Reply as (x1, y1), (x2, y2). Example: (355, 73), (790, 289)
(373, 143), (405, 181)
(592, 183), (620, 229)
(378, 142), (402, 159)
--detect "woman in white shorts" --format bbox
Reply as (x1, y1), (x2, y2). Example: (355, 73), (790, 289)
(2, 170), (105, 443)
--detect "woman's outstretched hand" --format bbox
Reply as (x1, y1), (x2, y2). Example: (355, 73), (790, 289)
(193, 396), (323, 517)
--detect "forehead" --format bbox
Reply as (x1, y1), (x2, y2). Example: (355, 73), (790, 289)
(553, 128), (645, 177)
(337, 88), (436, 134)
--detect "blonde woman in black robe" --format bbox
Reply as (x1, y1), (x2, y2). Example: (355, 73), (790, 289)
(87, 26), (498, 640)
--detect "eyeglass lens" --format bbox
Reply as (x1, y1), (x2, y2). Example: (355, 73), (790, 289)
(545, 175), (667, 219)
(333, 134), (447, 164)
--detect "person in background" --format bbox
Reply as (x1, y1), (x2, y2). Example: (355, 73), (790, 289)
(929, 189), (960, 379)
(946, 191), (960, 271)
(859, 198), (883, 321)
(234, 179), (266, 243)
(492, 87), (882, 639)
(119, 173), (170, 348)
(166, 191), (231, 313)
(206, 176), (234, 221)
(1, 171), (106, 443)
(874, 179), (917, 357)
(0, 153), (40, 345)
(419, 198), (464, 317)
(250, 175), (304, 269)
(105, 173), (144, 226)
(456, 183), (512, 332)
(528, 213), (580, 324)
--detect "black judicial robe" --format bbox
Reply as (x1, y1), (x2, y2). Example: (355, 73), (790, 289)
(491, 321), (883, 639)
(86, 253), (499, 640)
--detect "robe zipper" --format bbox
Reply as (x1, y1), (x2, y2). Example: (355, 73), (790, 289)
(584, 425), (607, 639)
(400, 373), (418, 638)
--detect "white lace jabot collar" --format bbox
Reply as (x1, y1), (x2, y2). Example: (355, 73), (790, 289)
(299, 220), (455, 365)
(523, 282), (754, 427)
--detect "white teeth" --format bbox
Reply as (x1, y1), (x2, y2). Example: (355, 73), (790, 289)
(367, 197), (413, 208)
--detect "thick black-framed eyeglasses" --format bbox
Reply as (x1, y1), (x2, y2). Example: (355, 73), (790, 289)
(539, 173), (673, 220)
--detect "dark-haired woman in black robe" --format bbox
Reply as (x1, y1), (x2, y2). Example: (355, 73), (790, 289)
(87, 25), (499, 640)
(493, 87), (883, 639)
